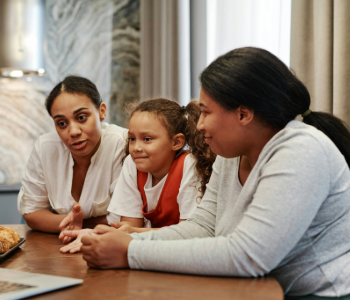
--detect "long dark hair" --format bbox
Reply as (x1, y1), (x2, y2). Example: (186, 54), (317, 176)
(123, 98), (216, 198)
(200, 47), (350, 167)
(45, 75), (102, 116)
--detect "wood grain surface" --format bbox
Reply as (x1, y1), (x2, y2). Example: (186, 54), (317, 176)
(0, 225), (284, 300)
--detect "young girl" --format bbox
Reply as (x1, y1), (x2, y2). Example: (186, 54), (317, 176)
(107, 98), (216, 233)
(80, 48), (350, 298)
(59, 98), (216, 253)
(18, 76), (127, 240)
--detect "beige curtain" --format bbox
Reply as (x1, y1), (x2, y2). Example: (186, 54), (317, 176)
(140, 0), (179, 101)
(290, 0), (350, 123)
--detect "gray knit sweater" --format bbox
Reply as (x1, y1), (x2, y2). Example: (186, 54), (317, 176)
(128, 121), (350, 297)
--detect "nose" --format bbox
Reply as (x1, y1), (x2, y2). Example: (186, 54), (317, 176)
(197, 113), (205, 132)
(69, 122), (82, 138)
(132, 139), (143, 153)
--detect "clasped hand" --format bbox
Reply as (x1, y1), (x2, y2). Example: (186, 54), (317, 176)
(61, 225), (132, 269)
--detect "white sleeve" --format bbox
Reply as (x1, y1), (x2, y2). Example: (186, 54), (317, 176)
(177, 154), (201, 219)
(109, 137), (127, 195)
(106, 212), (121, 225)
(17, 139), (51, 215)
(107, 155), (144, 219)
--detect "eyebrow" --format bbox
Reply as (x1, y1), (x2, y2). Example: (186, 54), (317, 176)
(53, 107), (89, 119)
(128, 130), (155, 135)
(199, 103), (208, 108)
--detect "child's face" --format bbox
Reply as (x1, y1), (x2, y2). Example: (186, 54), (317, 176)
(128, 112), (177, 178)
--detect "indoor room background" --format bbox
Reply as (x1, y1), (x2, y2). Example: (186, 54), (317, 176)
(1, 0), (349, 224)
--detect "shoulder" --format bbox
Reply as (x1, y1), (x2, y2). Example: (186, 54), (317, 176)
(123, 154), (138, 175)
(101, 123), (128, 141)
(34, 130), (66, 154)
(271, 121), (341, 157)
(262, 120), (346, 173)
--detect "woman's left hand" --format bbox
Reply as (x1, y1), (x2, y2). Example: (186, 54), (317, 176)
(60, 228), (94, 253)
(81, 225), (132, 269)
(59, 202), (84, 243)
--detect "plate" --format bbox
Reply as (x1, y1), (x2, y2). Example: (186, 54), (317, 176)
(0, 238), (26, 260)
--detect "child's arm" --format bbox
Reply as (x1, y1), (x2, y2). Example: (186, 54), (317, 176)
(112, 218), (187, 234)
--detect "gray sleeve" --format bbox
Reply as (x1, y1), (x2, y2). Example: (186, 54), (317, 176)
(130, 157), (222, 241)
(128, 136), (331, 276)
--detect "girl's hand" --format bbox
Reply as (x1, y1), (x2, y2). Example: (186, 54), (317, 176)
(81, 225), (132, 269)
(59, 202), (84, 243)
(111, 222), (137, 234)
(60, 229), (94, 253)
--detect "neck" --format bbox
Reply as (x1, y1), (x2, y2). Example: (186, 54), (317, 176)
(151, 152), (177, 186)
(243, 126), (280, 172)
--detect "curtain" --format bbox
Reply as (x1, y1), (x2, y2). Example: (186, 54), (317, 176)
(290, 0), (350, 123)
(140, 0), (190, 105)
(189, 0), (291, 99)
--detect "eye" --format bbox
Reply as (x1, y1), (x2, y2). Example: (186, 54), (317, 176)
(128, 137), (136, 142)
(57, 121), (67, 128)
(78, 115), (87, 121)
(143, 137), (152, 142)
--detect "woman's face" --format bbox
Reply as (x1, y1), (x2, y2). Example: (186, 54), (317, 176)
(50, 92), (107, 160)
(197, 88), (249, 158)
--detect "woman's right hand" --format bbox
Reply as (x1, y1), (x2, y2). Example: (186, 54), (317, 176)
(59, 202), (84, 243)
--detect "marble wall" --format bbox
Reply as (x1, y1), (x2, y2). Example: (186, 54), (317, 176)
(0, 0), (140, 185)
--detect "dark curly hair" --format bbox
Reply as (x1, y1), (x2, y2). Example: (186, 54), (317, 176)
(123, 98), (216, 198)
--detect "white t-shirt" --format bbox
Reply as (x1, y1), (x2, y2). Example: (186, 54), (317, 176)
(17, 123), (127, 223)
(107, 154), (201, 226)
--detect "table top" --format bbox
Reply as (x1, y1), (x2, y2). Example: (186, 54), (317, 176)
(0, 225), (284, 300)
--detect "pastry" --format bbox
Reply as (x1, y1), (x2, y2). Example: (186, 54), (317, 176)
(0, 226), (21, 254)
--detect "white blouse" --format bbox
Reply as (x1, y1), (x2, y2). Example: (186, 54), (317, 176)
(17, 123), (127, 223)
(107, 154), (201, 226)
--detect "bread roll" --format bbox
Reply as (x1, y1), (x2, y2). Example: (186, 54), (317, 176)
(0, 226), (21, 254)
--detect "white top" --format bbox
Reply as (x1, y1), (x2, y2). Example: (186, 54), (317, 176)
(17, 123), (127, 223)
(128, 120), (350, 297)
(107, 154), (201, 225)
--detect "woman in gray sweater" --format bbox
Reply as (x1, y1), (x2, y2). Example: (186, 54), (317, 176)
(79, 47), (350, 297)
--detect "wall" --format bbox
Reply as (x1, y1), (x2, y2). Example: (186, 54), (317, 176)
(0, 0), (140, 186)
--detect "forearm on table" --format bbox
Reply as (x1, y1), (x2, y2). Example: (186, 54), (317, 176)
(23, 210), (66, 233)
(120, 216), (144, 227)
(128, 233), (263, 277)
(83, 215), (108, 229)
(130, 217), (214, 241)
(133, 219), (186, 233)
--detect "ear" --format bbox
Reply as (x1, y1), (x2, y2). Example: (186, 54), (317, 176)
(99, 102), (107, 121)
(236, 105), (254, 126)
(172, 133), (186, 151)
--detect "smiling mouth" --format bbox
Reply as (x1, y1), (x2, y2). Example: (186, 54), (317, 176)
(71, 140), (87, 150)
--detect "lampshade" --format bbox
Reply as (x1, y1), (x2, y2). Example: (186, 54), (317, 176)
(0, 0), (45, 77)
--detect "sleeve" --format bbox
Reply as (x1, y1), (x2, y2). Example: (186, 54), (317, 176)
(107, 155), (144, 219)
(129, 156), (222, 241)
(109, 136), (127, 195)
(128, 136), (331, 276)
(106, 212), (121, 225)
(17, 140), (51, 215)
(177, 155), (201, 219)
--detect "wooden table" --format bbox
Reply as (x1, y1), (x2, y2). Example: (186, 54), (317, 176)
(1, 225), (284, 300)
